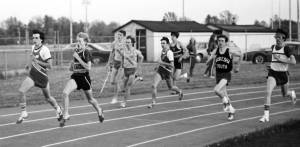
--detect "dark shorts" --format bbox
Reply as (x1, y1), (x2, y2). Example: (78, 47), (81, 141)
(216, 72), (231, 85)
(113, 60), (122, 69)
(124, 68), (136, 77)
(71, 72), (91, 90)
(174, 58), (183, 69)
(267, 69), (289, 86)
(29, 66), (49, 88)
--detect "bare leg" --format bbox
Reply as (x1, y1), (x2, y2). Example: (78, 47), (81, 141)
(62, 79), (77, 118)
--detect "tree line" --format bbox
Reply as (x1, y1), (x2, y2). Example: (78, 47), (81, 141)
(0, 15), (120, 45)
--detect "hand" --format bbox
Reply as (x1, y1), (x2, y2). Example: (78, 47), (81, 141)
(234, 67), (239, 73)
(274, 54), (281, 60)
(31, 54), (37, 63)
(178, 57), (182, 63)
(73, 52), (80, 60)
(69, 62), (74, 71)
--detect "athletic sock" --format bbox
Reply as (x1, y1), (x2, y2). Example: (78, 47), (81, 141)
(20, 103), (26, 112)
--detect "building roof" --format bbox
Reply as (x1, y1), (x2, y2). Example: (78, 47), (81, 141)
(207, 24), (275, 33)
(114, 20), (212, 33)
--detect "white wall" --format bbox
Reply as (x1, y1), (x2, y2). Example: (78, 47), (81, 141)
(229, 33), (275, 53)
(150, 32), (212, 61)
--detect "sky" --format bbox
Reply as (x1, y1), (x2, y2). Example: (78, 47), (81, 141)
(0, 0), (296, 26)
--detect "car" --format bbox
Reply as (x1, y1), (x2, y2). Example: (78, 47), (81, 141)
(243, 41), (300, 64)
(195, 42), (209, 63)
(62, 43), (111, 65)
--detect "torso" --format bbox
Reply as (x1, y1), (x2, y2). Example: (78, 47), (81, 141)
(215, 47), (232, 73)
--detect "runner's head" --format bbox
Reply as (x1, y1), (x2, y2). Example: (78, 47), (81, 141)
(160, 37), (170, 49)
(76, 32), (90, 49)
(32, 30), (45, 45)
(274, 29), (288, 46)
(126, 36), (135, 48)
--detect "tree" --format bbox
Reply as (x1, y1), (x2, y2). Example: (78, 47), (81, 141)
(162, 12), (178, 21)
(254, 20), (268, 27)
(219, 10), (238, 25)
(204, 14), (220, 24)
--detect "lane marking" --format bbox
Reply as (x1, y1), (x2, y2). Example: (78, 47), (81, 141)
(2, 83), (299, 117)
(1, 86), (298, 127)
(127, 108), (300, 147)
(0, 93), (291, 141)
(41, 100), (296, 147)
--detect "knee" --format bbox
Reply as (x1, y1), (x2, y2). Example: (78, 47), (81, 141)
(151, 84), (156, 89)
(62, 91), (69, 99)
(214, 87), (221, 95)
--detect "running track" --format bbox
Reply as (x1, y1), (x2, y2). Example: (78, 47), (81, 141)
(0, 83), (299, 147)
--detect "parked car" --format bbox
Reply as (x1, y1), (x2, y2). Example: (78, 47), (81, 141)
(195, 42), (209, 63)
(243, 41), (300, 64)
(62, 43), (111, 65)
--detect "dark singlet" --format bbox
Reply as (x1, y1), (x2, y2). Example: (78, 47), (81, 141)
(73, 48), (90, 74)
(159, 50), (172, 72)
(170, 43), (183, 59)
(215, 48), (232, 73)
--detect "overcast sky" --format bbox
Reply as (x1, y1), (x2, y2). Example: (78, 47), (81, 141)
(0, 0), (295, 25)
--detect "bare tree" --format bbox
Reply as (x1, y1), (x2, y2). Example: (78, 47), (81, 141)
(162, 12), (178, 21)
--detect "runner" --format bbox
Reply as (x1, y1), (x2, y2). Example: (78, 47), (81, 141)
(148, 37), (183, 108)
(186, 37), (197, 83)
(206, 34), (242, 120)
(59, 32), (104, 127)
(170, 32), (189, 87)
(16, 30), (63, 124)
(106, 30), (126, 104)
(259, 29), (297, 122)
(119, 36), (144, 108)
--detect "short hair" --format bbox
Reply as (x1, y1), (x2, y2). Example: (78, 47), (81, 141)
(32, 30), (45, 43)
(275, 29), (288, 40)
(213, 30), (222, 35)
(77, 32), (90, 42)
(171, 32), (179, 38)
(160, 37), (170, 44)
(119, 30), (126, 36)
(126, 35), (135, 46)
(217, 34), (229, 42)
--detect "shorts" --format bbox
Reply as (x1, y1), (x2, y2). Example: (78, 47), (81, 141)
(124, 68), (136, 77)
(71, 72), (91, 90)
(29, 65), (49, 88)
(157, 66), (173, 88)
(216, 72), (231, 85)
(113, 60), (122, 69)
(267, 69), (289, 86)
(174, 58), (183, 69)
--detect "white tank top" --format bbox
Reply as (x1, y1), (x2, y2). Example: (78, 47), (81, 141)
(270, 45), (289, 71)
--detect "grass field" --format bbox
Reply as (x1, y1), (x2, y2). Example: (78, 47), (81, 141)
(206, 119), (300, 147)
(1, 62), (300, 108)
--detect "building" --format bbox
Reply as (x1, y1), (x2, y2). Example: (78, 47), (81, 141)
(206, 24), (276, 53)
(113, 20), (213, 61)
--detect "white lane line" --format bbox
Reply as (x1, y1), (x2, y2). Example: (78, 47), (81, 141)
(1, 86), (296, 127)
(41, 100), (294, 147)
(127, 108), (300, 147)
(0, 93), (282, 140)
(2, 83), (299, 117)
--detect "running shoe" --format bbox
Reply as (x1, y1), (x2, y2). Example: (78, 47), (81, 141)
(259, 114), (269, 122)
(227, 105), (236, 120)
(16, 111), (28, 124)
(98, 109), (104, 123)
(179, 91), (184, 101)
(111, 97), (118, 104)
(290, 90), (297, 105)
(59, 114), (70, 127)
(147, 101), (156, 109)
(120, 101), (126, 108)
(56, 106), (63, 122)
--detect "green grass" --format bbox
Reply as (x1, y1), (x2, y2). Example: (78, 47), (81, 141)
(1, 62), (300, 108)
(206, 119), (300, 147)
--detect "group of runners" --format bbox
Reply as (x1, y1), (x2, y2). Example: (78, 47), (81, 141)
(15, 28), (297, 127)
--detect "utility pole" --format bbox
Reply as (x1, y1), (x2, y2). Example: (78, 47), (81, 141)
(271, 0), (274, 29)
(289, 0), (292, 41)
(182, 0), (185, 19)
(298, 0), (300, 41)
(279, 0), (281, 28)
(82, 0), (90, 33)
(70, 0), (73, 43)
